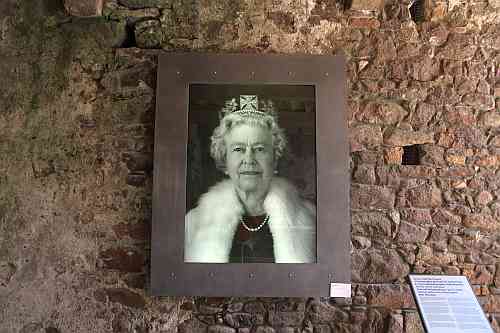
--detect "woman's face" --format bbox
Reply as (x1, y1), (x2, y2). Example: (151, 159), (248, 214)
(224, 123), (275, 194)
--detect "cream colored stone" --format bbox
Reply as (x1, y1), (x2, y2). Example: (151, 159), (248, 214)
(350, 0), (384, 11)
(384, 147), (403, 165)
(384, 129), (434, 146)
(446, 154), (466, 165)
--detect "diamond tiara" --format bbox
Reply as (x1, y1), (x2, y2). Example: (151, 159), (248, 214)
(221, 95), (275, 118)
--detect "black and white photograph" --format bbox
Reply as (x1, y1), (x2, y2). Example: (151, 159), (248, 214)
(151, 53), (349, 296)
(184, 85), (317, 263)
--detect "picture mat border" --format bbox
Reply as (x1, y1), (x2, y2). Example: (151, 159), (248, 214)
(151, 53), (349, 296)
(408, 274), (494, 333)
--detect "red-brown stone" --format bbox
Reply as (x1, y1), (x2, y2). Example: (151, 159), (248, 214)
(100, 248), (144, 272)
(351, 184), (395, 209)
(463, 214), (499, 231)
(64, 0), (103, 16)
(104, 288), (146, 309)
(398, 183), (442, 208)
(349, 17), (381, 29)
(365, 284), (415, 309)
(400, 208), (432, 225)
(349, 124), (383, 152)
(352, 249), (410, 283)
(112, 221), (149, 241)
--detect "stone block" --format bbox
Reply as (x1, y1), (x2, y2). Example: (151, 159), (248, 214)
(416, 244), (433, 262)
(411, 103), (436, 127)
(103, 2), (160, 22)
(404, 311), (424, 333)
(490, 0), (500, 9)
(463, 265), (494, 285)
(396, 222), (429, 243)
(20, 323), (43, 333)
(269, 311), (304, 327)
(456, 77), (479, 95)
(384, 129), (434, 146)
(112, 221), (149, 241)
(99, 248), (144, 272)
(0, 261), (16, 286)
(313, 324), (331, 333)
(352, 235), (371, 249)
(104, 287), (146, 309)
(350, 0), (384, 11)
(124, 274), (145, 289)
(468, 251), (496, 265)
(437, 166), (475, 178)
(411, 57), (441, 82)
(243, 301), (266, 313)
(428, 227), (448, 247)
(275, 328), (296, 333)
(495, 263), (500, 287)
(463, 93), (495, 110)
(267, 11), (296, 33)
(208, 325), (236, 333)
(123, 152), (153, 172)
(463, 214), (498, 231)
(437, 35), (478, 61)
(398, 183), (442, 208)
(352, 212), (392, 237)
(127, 173), (146, 187)
(387, 313), (403, 333)
(45, 327), (60, 333)
(398, 166), (436, 179)
(400, 208), (432, 225)
(135, 19), (162, 49)
(308, 301), (349, 323)
(353, 164), (376, 184)
(444, 106), (476, 126)
(64, 0), (103, 16)
(353, 150), (383, 164)
(225, 313), (263, 327)
(255, 327), (276, 333)
(351, 184), (395, 209)
(352, 249), (410, 283)
(445, 152), (466, 165)
(349, 17), (380, 29)
(61, 17), (127, 51)
(178, 318), (208, 333)
(118, 0), (170, 9)
(475, 154), (498, 168)
(476, 191), (494, 206)
(101, 63), (156, 95)
(356, 100), (408, 125)
(480, 111), (500, 127)
(376, 36), (397, 61)
(349, 124), (383, 152)
(384, 147), (403, 165)
(365, 284), (415, 309)
(276, 299), (305, 312)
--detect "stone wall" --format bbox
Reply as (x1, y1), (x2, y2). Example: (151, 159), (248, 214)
(1, 0), (499, 332)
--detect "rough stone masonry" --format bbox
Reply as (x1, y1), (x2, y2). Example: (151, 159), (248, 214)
(0, 0), (499, 332)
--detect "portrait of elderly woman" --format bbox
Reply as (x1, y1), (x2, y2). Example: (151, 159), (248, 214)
(184, 91), (317, 264)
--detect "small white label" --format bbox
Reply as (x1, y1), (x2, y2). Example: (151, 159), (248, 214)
(330, 283), (351, 298)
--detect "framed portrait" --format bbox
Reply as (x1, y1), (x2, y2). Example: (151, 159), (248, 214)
(151, 53), (349, 296)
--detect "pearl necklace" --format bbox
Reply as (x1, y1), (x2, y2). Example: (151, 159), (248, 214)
(240, 215), (269, 232)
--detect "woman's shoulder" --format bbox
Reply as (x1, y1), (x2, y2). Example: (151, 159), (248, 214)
(268, 178), (316, 207)
(196, 179), (237, 207)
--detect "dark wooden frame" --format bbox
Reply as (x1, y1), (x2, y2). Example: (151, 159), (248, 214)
(151, 53), (349, 296)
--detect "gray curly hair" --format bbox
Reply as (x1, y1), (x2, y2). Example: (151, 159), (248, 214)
(210, 108), (288, 171)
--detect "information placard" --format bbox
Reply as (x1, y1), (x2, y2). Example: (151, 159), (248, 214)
(409, 274), (493, 333)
